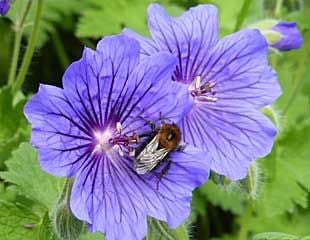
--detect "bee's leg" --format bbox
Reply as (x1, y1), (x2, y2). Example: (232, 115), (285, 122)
(159, 112), (165, 124)
(156, 159), (172, 190)
(138, 116), (156, 131)
(159, 112), (174, 124)
(177, 144), (186, 152)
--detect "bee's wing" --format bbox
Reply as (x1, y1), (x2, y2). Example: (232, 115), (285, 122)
(135, 135), (169, 174)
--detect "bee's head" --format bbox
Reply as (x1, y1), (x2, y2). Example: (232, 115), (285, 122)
(158, 124), (181, 150)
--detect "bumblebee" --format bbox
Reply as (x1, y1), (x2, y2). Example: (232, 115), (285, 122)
(135, 123), (181, 175)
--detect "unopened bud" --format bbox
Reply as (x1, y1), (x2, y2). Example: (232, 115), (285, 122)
(52, 200), (84, 240)
(239, 162), (262, 200)
(261, 105), (281, 132)
(52, 180), (84, 240)
(248, 19), (303, 51)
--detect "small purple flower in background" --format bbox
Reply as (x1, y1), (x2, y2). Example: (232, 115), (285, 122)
(24, 34), (210, 239)
(0, 0), (10, 16)
(124, 4), (282, 180)
(271, 21), (303, 51)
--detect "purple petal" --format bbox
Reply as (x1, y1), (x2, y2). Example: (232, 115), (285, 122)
(122, 28), (159, 59)
(70, 154), (148, 239)
(0, 0), (10, 16)
(271, 22), (303, 51)
(62, 36), (140, 127)
(25, 33), (206, 239)
(180, 101), (276, 180)
(70, 145), (210, 238)
(125, 52), (192, 127)
(125, 3), (219, 84)
(143, 145), (210, 228)
(201, 29), (281, 108)
(24, 85), (93, 177)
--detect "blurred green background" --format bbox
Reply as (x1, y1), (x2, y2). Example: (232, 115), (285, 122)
(0, 0), (309, 239)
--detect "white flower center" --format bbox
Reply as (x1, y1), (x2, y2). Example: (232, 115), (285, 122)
(93, 129), (113, 152)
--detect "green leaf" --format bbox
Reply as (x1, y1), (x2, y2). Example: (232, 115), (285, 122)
(253, 232), (300, 240)
(76, 0), (151, 38)
(0, 142), (65, 210)
(199, 181), (246, 215)
(0, 87), (29, 166)
(7, 0), (89, 48)
(199, 0), (263, 35)
(80, 231), (104, 240)
(0, 200), (41, 240)
(147, 218), (189, 240)
(36, 212), (58, 240)
(258, 124), (310, 216)
(273, 30), (310, 129)
(249, 209), (310, 237)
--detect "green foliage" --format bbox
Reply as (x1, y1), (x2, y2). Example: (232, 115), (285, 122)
(0, 143), (65, 209)
(37, 212), (58, 240)
(7, 0), (89, 48)
(0, 200), (41, 240)
(76, 0), (150, 38)
(147, 218), (189, 240)
(253, 232), (310, 240)
(0, 87), (29, 167)
(76, 0), (184, 38)
(199, 181), (246, 215)
(249, 210), (310, 237)
(199, 0), (264, 35)
(0, 0), (309, 239)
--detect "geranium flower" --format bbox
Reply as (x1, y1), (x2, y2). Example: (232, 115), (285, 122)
(24, 34), (210, 239)
(0, 0), (10, 16)
(124, 4), (282, 180)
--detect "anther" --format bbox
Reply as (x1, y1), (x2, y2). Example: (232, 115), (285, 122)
(129, 148), (135, 157)
(116, 122), (122, 134)
(118, 147), (124, 157)
(194, 75), (201, 90)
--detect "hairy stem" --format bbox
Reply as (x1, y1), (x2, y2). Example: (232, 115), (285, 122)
(274, 0), (283, 17)
(234, 0), (253, 31)
(282, 52), (307, 115)
(7, 0), (33, 86)
(238, 201), (253, 240)
(52, 30), (70, 70)
(12, 0), (43, 93)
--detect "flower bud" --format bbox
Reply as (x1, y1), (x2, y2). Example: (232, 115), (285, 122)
(249, 19), (303, 51)
(52, 200), (84, 240)
(261, 105), (281, 131)
(0, 0), (10, 16)
(239, 162), (262, 200)
(52, 180), (84, 240)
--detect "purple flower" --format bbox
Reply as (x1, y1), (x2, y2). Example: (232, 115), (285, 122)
(271, 22), (303, 51)
(0, 0), (10, 16)
(24, 34), (210, 239)
(123, 4), (282, 180)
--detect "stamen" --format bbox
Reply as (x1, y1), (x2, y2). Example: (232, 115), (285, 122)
(194, 75), (201, 90)
(118, 147), (124, 157)
(190, 76), (217, 103)
(197, 96), (218, 102)
(116, 122), (122, 134)
(129, 148), (135, 157)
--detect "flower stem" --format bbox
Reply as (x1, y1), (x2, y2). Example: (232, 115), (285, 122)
(7, 0), (33, 86)
(238, 201), (253, 240)
(274, 0), (283, 17)
(52, 30), (70, 70)
(282, 52), (307, 115)
(234, 0), (253, 31)
(12, 0), (43, 93)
